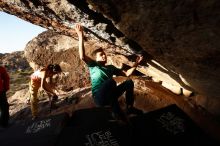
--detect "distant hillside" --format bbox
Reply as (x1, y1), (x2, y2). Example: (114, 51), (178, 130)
(0, 51), (33, 97)
(0, 51), (31, 71)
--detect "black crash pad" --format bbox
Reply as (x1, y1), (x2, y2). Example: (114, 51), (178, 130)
(0, 112), (70, 146)
(129, 104), (219, 146)
(57, 107), (132, 146)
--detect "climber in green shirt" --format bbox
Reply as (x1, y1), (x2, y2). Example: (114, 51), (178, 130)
(75, 23), (143, 121)
(87, 60), (122, 96)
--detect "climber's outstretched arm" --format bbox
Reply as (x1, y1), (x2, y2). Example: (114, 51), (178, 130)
(122, 55), (143, 77)
(75, 24), (92, 63)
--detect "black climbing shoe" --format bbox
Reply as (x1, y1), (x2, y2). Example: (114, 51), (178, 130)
(126, 107), (143, 116)
(111, 111), (129, 124)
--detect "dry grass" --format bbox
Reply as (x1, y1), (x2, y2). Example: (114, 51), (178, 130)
(8, 69), (33, 97)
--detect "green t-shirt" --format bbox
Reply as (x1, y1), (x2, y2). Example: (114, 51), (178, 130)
(87, 61), (121, 95)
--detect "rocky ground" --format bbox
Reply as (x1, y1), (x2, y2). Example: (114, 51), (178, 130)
(1, 51), (220, 143)
(7, 75), (220, 143)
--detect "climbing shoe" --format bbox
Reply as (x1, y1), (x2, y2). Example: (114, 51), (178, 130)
(111, 111), (129, 124)
(126, 107), (143, 116)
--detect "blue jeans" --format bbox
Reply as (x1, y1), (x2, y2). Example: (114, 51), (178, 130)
(93, 78), (134, 114)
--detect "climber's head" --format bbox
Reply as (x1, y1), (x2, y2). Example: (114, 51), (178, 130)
(92, 47), (107, 64)
(46, 64), (62, 75)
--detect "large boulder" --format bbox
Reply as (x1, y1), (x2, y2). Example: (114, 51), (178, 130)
(24, 30), (91, 90)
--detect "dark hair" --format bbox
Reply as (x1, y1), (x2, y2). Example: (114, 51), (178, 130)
(91, 47), (104, 56)
(46, 64), (62, 74)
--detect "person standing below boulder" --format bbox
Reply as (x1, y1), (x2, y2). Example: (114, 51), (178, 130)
(74, 24), (143, 122)
(0, 66), (10, 127)
(28, 64), (62, 120)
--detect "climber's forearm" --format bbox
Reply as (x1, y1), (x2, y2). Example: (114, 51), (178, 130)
(123, 60), (140, 77)
(78, 34), (86, 60)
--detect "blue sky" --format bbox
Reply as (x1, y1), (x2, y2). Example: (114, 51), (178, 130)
(0, 12), (46, 53)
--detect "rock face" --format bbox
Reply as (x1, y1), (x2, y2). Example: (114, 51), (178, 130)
(0, 1), (220, 116)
